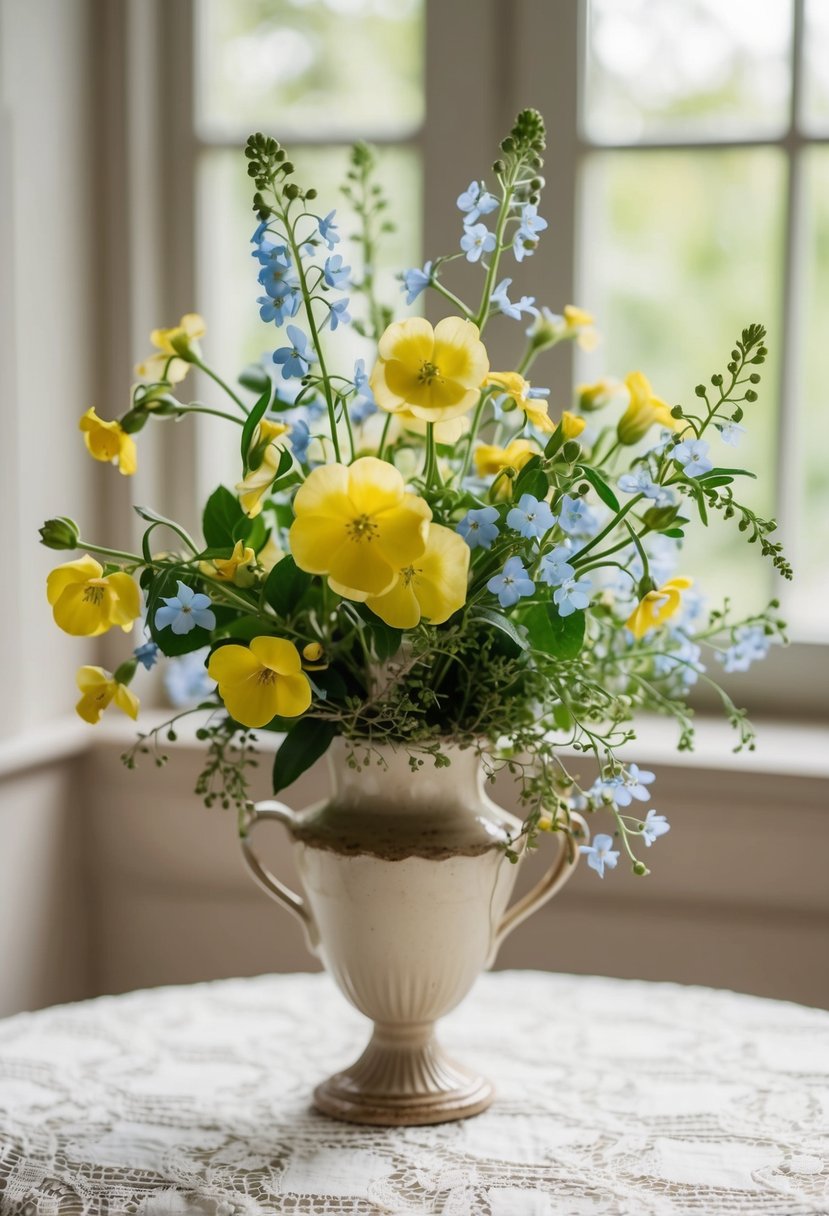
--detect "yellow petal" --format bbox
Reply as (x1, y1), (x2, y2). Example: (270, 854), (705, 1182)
(46, 555), (103, 606)
(365, 575), (421, 629)
(250, 636), (303, 676)
(289, 515), (348, 576)
(117, 432), (137, 476)
(374, 495), (431, 567)
(292, 463), (352, 519)
(181, 312), (206, 339)
(346, 456), (405, 515)
(432, 316), (489, 387)
(378, 316), (434, 364)
(328, 539), (397, 598)
(412, 524), (469, 624)
(207, 644), (261, 687)
(52, 583), (111, 636)
(272, 673), (312, 718)
(113, 683), (140, 720)
(219, 673), (283, 728)
(75, 666), (114, 724)
(106, 572), (141, 628)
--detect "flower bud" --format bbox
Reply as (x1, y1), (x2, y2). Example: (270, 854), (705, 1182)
(632, 860), (649, 876)
(576, 378), (621, 412)
(303, 642), (324, 662)
(560, 411), (586, 440)
(113, 658), (138, 686)
(642, 504), (680, 532)
(39, 516), (80, 550)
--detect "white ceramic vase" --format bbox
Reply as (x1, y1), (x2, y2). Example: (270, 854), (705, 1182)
(240, 738), (586, 1125)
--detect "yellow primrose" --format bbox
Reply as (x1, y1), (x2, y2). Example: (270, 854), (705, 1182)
(563, 305), (599, 351)
(247, 418), (290, 468)
(487, 372), (554, 432)
(47, 555), (141, 637)
(625, 577), (694, 640)
(576, 377), (624, 413)
(79, 408), (137, 476)
(200, 540), (258, 588)
(236, 430), (291, 518)
(474, 438), (538, 478)
(364, 524), (470, 629)
(75, 666), (139, 725)
(289, 456), (431, 600)
(135, 313), (206, 385)
(370, 316), (489, 423)
(560, 411), (586, 439)
(207, 636), (311, 728)
(617, 372), (678, 445)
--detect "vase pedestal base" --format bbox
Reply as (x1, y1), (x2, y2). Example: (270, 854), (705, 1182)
(313, 1022), (494, 1126)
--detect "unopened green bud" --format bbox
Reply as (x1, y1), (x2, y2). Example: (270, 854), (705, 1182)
(745, 388), (758, 402)
(113, 658), (138, 686)
(39, 516), (80, 550)
(694, 385), (706, 397)
(632, 860), (649, 876)
(642, 504), (679, 532)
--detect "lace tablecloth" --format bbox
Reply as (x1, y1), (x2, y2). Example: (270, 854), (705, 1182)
(0, 971), (827, 1216)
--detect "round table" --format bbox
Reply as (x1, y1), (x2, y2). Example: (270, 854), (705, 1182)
(0, 972), (827, 1216)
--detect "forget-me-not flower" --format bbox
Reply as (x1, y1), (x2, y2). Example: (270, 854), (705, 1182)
(491, 278), (537, 321)
(615, 764), (656, 807)
(133, 640), (159, 671)
(323, 298), (351, 331)
(456, 180), (499, 225)
(273, 325), (316, 379)
(461, 223), (496, 263)
(553, 576), (592, 617)
(717, 625), (771, 673)
(323, 254), (350, 288)
(401, 262), (433, 305)
(487, 556), (535, 608)
(538, 545), (575, 587)
(641, 809), (671, 847)
(155, 582), (216, 636)
(674, 438), (713, 478)
(317, 210), (340, 249)
(654, 635), (704, 687)
(457, 506), (500, 551)
(350, 358), (377, 424)
(519, 203), (548, 238)
(250, 218), (272, 246)
(718, 420), (746, 447)
(506, 493), (556, 540)
(618, 467), (674, 507)
(579, 834), (619, 879)
(558, 494), (598, 536)
(257, 292), (301, 327)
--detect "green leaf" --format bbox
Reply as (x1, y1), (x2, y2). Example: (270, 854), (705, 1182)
(272, 717), (337, 794)
(472, 607), (528, 654)
(145, 569), (232, 657)
(239, 386), (272, 470)
(544, 424), (567, 459)
(577, 466), (620, 512)
(361, 612), (403, 662)
(700, 466), (757, 480)
(699, 475), (734, 489)
(663, 528), (686, 538)
(513, 456), (549, 501)
(542, 602), (586, 659)
(552, 702), (573, 730)
(203, 486), (245, 548)
(263, 555), (312, 617)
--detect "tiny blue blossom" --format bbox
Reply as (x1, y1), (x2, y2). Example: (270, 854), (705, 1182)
(133, 641), (159, 671)
(717, 625), (771, 673)
(257, 291), (301, 326)
(318, 210), (340, 249)
(457, 506), (500, 551)
(506, 494), (556, 540)
(579, 834), (619, 879)
(323, 297), (351, 331)
(558, 494), (598, 536)
(253, 240), (291, 267)
(487, 556), (535, 608)
(513, 229), (539, 262)
(155, 582), (216, 636)
(289, 419), (312, 464)
(250, 218), (272, 245)
(491, 278), (538, 321)
(519, 204), (548, 238)
(163, 648), (216, 709)
(460, 223), (496, 263)
(350, 358), (377, 424)
(553, 576), (592, 617)
(646, 535), (680, 586)
(538, 545), (575, 587)
(456, 180), (499, 225)
(323, 254), (350, 288)
(674, 438), (713, 478)
(718, 420), (746, 447)
(615, 764), (656, 807)
(654, 634), (704, 687)
(273, 325), (316, 379)
(401, 261), (433, 304)
(618, 467), (674, 507)
(641, 809), (671, 847)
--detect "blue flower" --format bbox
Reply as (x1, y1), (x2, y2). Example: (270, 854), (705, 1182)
(323, 254), (351, 288)
(641, 809), (671, 847)
(257, 292), (301, 326)
(258, 257), (299, 303)
(519, 204), (548, 238)
(289, 419), (312, 463)
(155, 582), (216, 636)
(538, 545), (575, 587)
(491, 278), (538, 321)
(323, 297), (351, 331)
(250, 218), (273, 246)
(457, 506), (500, 551)
(618, 468), (674, 506)
(487, 556), (535, 607)
(318, 210), (340, 249)
(674, 438), (713, 478)
(506, 493), (556, 540)
(401, 261), (433, 305)
(456, 180), (499, 225)
(133, 640), (159, 671)
(718, 420), (746, 447)
(254, 240), (291, 267)
(553, 576), (592, 617)
(558, 494), (598, 536)
(460, 223), (497, 263)
(350, 358), (377, 424)
(273, 325), (316, 379)
(716, 625), (771, 673)
(615, 764), (655, 807)
(654, 635), (704, 687)
(646, 534), (680, 586)
(579, 834), (619, 879)
(163, 648), (216, 709)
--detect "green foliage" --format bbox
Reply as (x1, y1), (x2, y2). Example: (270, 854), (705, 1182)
(263, 557), (312, 617)
(203, 486), (246, 548)
(273, 718), (338, 794)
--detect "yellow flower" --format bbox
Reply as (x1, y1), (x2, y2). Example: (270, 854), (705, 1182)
(560, 411), (586, 439)
(47, 555), (141, 637)
(563, 305), (599, 351)
(487, 372), (554, 432)
(200, 540), (258, 588)
(370, 316), (489, 423)
(302, 641), (324, 662)
(576, 377), (623, 413)
(236, 421), (291, 518)
(474, 438), (538, 478)
(364, 524), (470, 629)
(528, 305), (599, 352)
(135, 313), (206, 384)
(75, 666), (139, 725)
(617, 372), (679, 445)
(207, 636), (311, 728)
(625, 577), (694, 640)
(289, 456), (431, 600)
(79, 408), (137, 476)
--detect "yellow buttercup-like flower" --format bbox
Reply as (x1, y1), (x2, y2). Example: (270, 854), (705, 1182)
(75, 666), (139, 725)
(47, 555), (141, 637)
(474, 438), (538, 478)
(289, 456), (431, 600)
(576, 377), (624, 413)
(559, 410), (587, 439)
(617, 372), (679, 445)
(200, 540), (258, 588)
(487, 372), (554, 432)
(136, 313), (206, 385)
(236, 419), (291, 517)
(79, 408), (137, 476)
(370, 316), (489, 423)
(365, 524), (470, 629)
(625, 577), (694, 640)
(207, 637), (311, 728)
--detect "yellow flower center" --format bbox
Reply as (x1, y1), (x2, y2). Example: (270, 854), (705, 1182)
(400, 565), (419, 586)
(346, 514), (379, 543)
(83, 583), (106, 605)
(418, 360), (442, 385)
(256, 668), (277, 686)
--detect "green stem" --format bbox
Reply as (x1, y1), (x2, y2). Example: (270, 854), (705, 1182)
(341, 394), (356, 461)
(431, 279), (475, 320)
(193, 360), (249, 417)
(377, 411), (393, 462)
(177, 403), (245, 426)
(474, 169), (519, 332)
(457, 392), (489, 484)
(76, 541), (143, 563)
(423, 422), (438, 490)
(570, 494), (644, 563)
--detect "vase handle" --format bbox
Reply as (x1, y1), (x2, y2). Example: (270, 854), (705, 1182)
(488, 812), (589, 965)
(239, 800), (320, 954)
